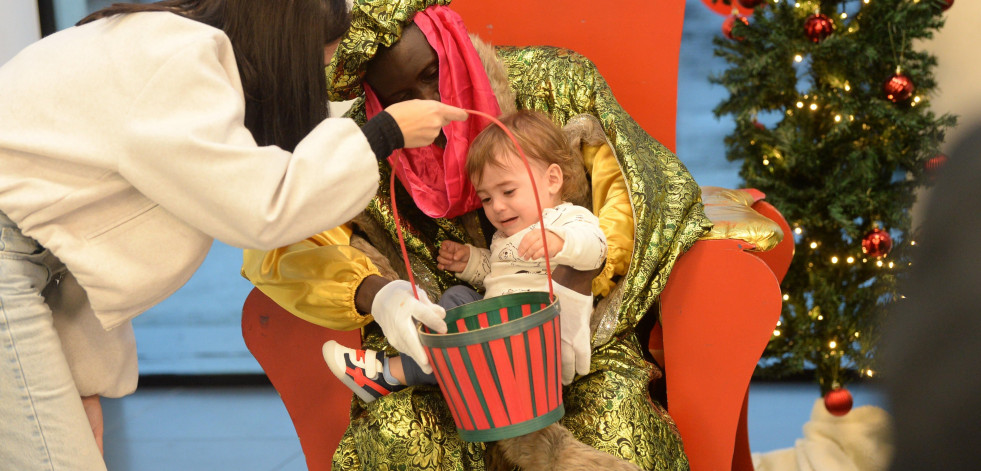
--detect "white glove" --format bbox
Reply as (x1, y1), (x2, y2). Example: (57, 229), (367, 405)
(553, 282), (593, 385)
(370, 280), (448, 374)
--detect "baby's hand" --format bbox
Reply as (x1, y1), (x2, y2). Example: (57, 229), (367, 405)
(518, 229), (565, 260)
(437, 240), (470, 272)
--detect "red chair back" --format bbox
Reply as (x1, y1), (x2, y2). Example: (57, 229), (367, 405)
(452, 0), (685, 151)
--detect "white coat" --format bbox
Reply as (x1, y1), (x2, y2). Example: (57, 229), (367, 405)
(0, 12), (380, 394)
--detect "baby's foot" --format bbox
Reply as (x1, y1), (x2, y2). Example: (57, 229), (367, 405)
(322, 340), (405, 403)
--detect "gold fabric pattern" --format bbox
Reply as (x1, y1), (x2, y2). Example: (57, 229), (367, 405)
(337, 327), (687, 470)
(241, 2), (716, 468)
(591, 276), (623, 348)
(327, 0), (452, 101)
(561, 334), (686, 469)
(327, 45), (709, 470)
(698, 186), (784, 252)
(495, 45), (712, 331)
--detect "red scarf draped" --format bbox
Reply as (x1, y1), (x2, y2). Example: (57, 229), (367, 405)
(364, 6), (501, 219)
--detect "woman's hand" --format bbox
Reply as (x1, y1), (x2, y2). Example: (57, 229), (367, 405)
(437, 240), (470, 272)
(518, 229), (565, 260)
(81, 395), (104, 456)
(385, 100), (468, 148)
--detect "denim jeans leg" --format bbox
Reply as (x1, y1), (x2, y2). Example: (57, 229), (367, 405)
(0, 216), (106, 470)
(436, 285), (483, 311)
(397, 285), (484, 385)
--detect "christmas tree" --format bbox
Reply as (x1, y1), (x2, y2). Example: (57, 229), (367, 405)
(709, 0), (956, 397)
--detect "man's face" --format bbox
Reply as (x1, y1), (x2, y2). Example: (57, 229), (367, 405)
(365, 24), (444, 147)
(365, 24), (440, 106)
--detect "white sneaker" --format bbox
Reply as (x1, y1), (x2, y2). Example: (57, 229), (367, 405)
(322, 340), (405, 403)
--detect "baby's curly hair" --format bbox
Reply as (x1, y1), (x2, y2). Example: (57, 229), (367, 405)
(466, 110), (589, 208)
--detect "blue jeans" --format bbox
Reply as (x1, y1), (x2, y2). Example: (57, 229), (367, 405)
(0, 211), (106, 470)
(400, 285), (483, 386)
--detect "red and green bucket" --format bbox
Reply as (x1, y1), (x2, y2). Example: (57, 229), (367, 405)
(419, 291), (563, 442)
(391, 109), (565, 442)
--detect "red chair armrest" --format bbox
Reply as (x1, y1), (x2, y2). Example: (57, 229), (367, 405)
(750, 199), (795, 283)
(242, 288), (360, 471)
(659, 239), (783, 471)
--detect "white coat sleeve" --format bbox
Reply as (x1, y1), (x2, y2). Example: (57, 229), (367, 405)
(118, 38), (380, 250)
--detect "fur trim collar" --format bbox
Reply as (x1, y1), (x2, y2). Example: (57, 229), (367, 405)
(469, 34), (517, 115)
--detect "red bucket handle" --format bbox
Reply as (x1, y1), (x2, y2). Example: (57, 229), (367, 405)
(390, 109), (555, 303)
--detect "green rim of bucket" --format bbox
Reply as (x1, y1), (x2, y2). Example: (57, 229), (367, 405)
(419, 291), (557, 348)
(457, 404), (565, 442)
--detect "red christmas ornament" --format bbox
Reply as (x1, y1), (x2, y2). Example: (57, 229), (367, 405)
(804, 14), (835, 43)
(738, 0), (766, 8)
(940, 0), (954, 11)
(884, 73), (915, 103)
(926, 154), (948, 175)
(862, 228), (893, 258)
(723, 15), (750, 40)
(824, 387), (853, 416)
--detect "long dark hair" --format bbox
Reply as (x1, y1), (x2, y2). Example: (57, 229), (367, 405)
(79, 0), (350, 152)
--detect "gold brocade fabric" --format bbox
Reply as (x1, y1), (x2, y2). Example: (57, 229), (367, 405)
(327, 0), (452, 101)
(303, 1), (713, 468)
(328, 49), (709, 471)
(698, 186), (784, 252)
(343, 327), (689, 470)
(494, 45), (712, 332)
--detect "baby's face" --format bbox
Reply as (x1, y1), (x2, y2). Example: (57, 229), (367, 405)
(474, 153), (560, 237)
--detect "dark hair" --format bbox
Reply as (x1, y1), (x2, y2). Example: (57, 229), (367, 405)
(466, 110), (589, 208)
(79, 0), (350, 152)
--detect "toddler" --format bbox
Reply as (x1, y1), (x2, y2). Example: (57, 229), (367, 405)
(324, 110), (606, 402)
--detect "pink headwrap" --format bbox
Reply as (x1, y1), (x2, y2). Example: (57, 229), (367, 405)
(364, 6), (501, 219)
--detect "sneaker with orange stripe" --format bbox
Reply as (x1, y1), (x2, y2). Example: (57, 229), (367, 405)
(322, 340), (405, 403)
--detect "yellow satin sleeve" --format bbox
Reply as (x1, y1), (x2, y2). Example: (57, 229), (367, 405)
(241, 225), (381, 330)
(582, 142), (635, 297)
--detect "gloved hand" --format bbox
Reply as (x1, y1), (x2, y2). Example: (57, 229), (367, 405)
(553, 282), (593, 385)
(370, 280), (448, 374)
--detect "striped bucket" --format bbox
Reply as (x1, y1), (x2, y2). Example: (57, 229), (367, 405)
(419, 291), (564, 442)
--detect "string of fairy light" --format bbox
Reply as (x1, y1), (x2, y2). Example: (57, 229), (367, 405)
(791, 225), (910, 268)
(772, 217), (913, 379)
(766, 0), (919, 270)
(720, 0), (954, 389)
(771, 223), (910, 379)
(761, 1), (918, 379)
(756, 0), (925, 170)
(737, 1), (924, 376)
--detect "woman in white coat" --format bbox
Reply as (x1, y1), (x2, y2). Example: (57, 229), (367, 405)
(0, 1), (463, 469)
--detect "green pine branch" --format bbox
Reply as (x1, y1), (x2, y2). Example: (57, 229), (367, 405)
(709, 0), (956, 393)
